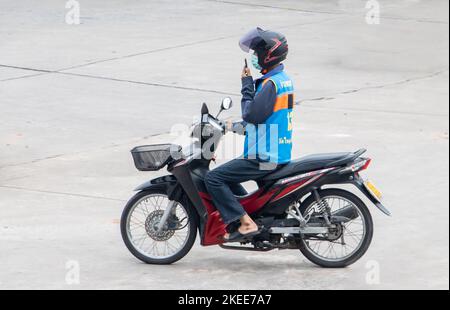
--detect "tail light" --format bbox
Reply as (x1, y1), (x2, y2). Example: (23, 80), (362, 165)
(359, 158), (372, 172)
(339, 158), (371, 174)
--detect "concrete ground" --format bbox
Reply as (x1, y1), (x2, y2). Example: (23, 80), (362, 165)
(0, 0), (448, 290)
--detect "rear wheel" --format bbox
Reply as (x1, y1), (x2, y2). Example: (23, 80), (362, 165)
(121, 188), (198, 264)
(297, 189), (373, 268)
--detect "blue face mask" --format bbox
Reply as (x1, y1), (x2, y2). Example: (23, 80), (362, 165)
(251, 53), (262, 71)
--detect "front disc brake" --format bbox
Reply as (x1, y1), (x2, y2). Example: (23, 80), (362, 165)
(145, 210), (175, 241)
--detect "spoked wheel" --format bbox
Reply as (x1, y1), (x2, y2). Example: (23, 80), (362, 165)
(121, 189), (197, 264)
(298, 189), (373, 268)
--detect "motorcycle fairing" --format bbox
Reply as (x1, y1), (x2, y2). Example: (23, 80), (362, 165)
(199, 189), (277, 245)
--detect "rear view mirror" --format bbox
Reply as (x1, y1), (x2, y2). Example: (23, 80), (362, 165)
(221, 97), (233, 110)
(216, 97), (233, 118)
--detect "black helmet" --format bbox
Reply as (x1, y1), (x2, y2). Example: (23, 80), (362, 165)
(239, 27), (288, 70)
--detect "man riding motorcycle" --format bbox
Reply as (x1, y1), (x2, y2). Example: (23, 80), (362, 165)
(205, 27), (295, 243)
(122, 28), (387, 266)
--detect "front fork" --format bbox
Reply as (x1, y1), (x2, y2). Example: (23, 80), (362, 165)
(157, 200), (177, 232)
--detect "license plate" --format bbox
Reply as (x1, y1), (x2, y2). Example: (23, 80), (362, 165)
(364, 180), (383, 202)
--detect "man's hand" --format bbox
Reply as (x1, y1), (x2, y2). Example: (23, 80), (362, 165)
(225, 120), (234, 132)
(242, 67), (251, 78)
(225, 120), (246, 135)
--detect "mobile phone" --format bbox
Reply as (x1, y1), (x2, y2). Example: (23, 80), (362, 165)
(244, 58), (248, 68)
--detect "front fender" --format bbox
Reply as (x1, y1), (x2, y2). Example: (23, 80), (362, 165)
(134, 175), (178, 191)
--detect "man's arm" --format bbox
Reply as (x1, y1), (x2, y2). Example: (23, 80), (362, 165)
(241, 76), (277, 125)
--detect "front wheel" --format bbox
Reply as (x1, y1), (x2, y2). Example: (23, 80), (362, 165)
(121, 188), (198, 264)
(297, 188), (373, 268)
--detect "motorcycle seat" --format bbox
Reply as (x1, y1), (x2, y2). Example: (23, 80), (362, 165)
(261, 151), (362, 182)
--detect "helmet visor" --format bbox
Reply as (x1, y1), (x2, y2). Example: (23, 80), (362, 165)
(238, 27), (264, 52)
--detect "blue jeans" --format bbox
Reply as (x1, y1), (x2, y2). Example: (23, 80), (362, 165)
(204, 159), (277, 224)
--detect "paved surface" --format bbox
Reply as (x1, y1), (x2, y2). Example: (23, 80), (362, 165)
(0, 0), (448, 289)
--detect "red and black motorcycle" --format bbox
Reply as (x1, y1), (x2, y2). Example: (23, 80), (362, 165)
(121, 98), (390, 268)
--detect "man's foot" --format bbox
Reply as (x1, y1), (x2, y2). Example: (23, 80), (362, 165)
(223, 223), (258, 240)
(222, 213), (259, 242)
(222, 224), (260, 243)
(238, 223), (258, 235)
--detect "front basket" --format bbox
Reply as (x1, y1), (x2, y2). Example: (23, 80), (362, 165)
(131, 144), (180, 171)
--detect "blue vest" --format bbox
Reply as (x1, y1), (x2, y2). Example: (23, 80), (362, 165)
(244, 70), (294, 164)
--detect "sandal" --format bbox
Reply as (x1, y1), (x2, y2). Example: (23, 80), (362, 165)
(222, 229), (260, 243)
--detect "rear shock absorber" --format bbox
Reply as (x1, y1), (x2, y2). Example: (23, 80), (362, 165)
(313, 189), (331, 225)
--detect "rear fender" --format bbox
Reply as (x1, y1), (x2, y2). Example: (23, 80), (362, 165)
(350, 176), (391, 216)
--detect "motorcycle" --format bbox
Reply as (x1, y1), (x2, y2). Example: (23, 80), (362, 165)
(120, 97), (390, 268)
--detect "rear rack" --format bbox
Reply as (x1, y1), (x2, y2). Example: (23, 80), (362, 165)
(353, 148), (367, 157)
(326, 148), (367, 167)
